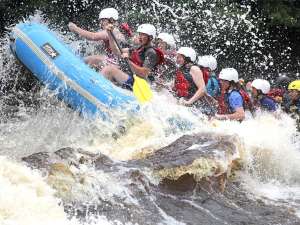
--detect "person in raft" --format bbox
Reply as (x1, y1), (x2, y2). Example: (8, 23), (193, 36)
(172, 47), (217, 115)
(100, 23), (164, 90)
(154, 32), (177, 86)
(68, 7), (130, 69)
(282, 80), (300, 115)
(197, 55), (220, 98)
(215, 68), (245, 121)
(250, 79), (277, 113)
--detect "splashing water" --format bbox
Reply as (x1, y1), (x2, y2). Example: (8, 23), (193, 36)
(1, 2), (300, 225)
(0, 156), (74, 225)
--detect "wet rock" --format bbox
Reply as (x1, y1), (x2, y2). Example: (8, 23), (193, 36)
(22, 147), (98, 172)
(47, 162), (76, 199)
(133, 132), (242, 193)
(94, 153), (118, 171)
(20, 134), (300, 225)
(159, 173), (197, 192)
(22, 152), (52, 170)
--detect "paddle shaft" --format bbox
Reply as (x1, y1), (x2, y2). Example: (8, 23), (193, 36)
(108, 30), (134, 76)
(108, 30), (153, 103)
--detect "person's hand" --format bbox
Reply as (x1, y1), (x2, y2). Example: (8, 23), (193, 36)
(274, 96), (283, 103)
(68, 22), (78, 32)
(121, 52), (129, 59)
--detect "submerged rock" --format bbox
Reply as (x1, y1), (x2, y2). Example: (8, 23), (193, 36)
(47, 162), (76, 200)
(133, 132), (243, 192)
(22, 147), (99, 171)
(21, 133), (300, 225)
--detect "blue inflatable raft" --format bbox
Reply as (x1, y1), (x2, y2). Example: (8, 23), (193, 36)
(10, 23), (138, 119)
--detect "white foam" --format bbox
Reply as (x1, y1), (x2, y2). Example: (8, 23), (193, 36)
(0, 156), (75, 225)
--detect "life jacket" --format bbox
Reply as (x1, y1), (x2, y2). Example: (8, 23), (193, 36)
(218, 89), (245, 114)
(268, 88), (285, 98)
(267, 88), (285, 103)
(130, 46), (164, 67)
(119, 23), (133, 38)
(217, 91), (228, 114)
(174, 65), (197, 98)
(239, 88), (252, 109)
(206, 72), (220, 97)
(255, 95), (277, 112)
(155, 50), (177, 82)
(201, 67), (210, 85)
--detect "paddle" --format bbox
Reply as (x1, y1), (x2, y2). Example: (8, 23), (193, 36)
(108, 30), (153, 103)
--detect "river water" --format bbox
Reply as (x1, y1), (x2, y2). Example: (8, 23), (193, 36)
(1, 6), (300, 225)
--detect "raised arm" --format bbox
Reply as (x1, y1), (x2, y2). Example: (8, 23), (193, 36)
(226, 107), (245, 120)
(68, 22), (108, 41)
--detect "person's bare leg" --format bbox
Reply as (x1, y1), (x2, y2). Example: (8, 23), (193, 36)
(101, 64), (129, 84)
(85, 55), (106, 69)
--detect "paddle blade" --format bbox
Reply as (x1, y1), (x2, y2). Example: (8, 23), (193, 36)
(132, 74), (153, 103)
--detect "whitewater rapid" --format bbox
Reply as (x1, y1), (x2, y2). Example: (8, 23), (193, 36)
(1, 88), (300, 225)
(1, 10), (300, 225)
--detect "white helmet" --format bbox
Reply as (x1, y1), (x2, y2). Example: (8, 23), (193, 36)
(198, 55), (217, 71)
(99, 8), (119, 20)
(137, 24), (156, 38)
(251, 79), (270, 94)
(198, 56), (210, 68)
(177, 47), (197, 62)
(157, 33), (176, 47)
(207, 55), (217, 71)
(219, 68), (239, 83)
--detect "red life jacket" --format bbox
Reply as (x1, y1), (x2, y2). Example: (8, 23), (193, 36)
(130, 46), (164, 67)
(217, 91), (228, 114)
(201, 67), (210, 85)
(174, 66), (197, 98)
(155, 47), (165, 65)
(119, 23), (133, 38)
(239, 88), (251, 108)
(217, 89), (249, 114)
(267, 88), (285, 99)
(156, 50), (177, 81)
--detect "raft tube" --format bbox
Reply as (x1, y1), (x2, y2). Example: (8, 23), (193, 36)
(10, 23), (138, 119)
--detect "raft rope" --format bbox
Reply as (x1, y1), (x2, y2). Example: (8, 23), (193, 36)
(13, 27), (116, 115)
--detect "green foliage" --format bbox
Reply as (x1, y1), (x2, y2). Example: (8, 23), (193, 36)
(0, 0), (299, 78)
(260, 0), (300, 28)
